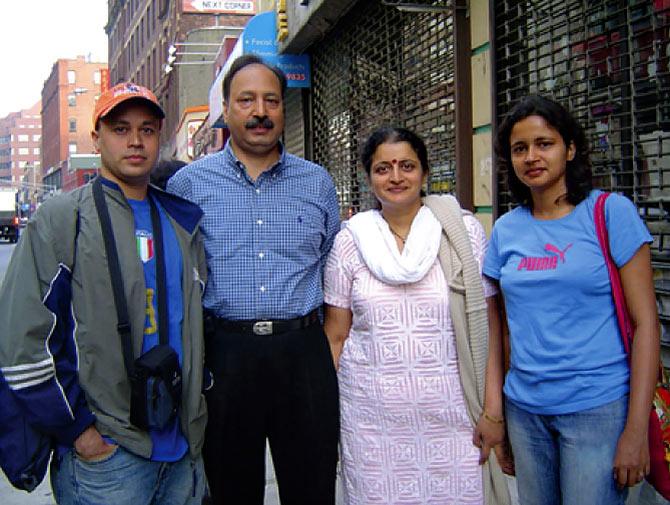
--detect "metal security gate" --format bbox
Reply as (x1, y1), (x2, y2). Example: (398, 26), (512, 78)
(283, 88), (306, 158)
(494, 1), (670, 348)
(310, 0), (456, 217)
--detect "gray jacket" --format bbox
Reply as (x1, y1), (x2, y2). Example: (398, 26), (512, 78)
(0, 179), (207, 458)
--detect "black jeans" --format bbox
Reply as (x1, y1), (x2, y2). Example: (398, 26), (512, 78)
(202, 321), (339, 505)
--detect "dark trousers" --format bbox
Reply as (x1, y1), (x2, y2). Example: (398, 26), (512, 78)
(203, 321), (339, 505)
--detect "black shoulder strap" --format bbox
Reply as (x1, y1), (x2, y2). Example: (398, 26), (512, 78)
(92, 178), (135, 375)
(92, 179), (170, 361)
(148, 195), (168, 346)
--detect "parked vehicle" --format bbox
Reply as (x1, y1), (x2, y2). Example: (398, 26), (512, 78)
(0, 189), (19, 243)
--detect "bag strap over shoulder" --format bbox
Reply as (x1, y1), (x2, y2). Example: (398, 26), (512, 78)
(92, 178), (135, 377)
(92, 178), (169, 380)
(594, 192), (633, 355)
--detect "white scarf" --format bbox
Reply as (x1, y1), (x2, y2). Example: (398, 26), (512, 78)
(345, 206), (441, 285)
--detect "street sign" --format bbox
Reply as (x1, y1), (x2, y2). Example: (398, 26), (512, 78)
(243, 11), (311, 88)
(182, 0), (257, 14)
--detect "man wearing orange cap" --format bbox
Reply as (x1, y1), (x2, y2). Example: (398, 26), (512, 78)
(0, 83), (209, 504)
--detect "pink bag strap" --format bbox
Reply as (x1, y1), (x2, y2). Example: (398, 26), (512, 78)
(594, 192), (634, 356)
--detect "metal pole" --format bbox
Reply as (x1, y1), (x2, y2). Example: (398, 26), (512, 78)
(453, 0), (473, 210)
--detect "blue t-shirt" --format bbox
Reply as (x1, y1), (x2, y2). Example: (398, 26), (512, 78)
(483, 190), (652, 414)
(128, 196), (188, 461)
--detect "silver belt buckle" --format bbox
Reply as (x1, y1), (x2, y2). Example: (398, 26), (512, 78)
(252, 321), (273, 335)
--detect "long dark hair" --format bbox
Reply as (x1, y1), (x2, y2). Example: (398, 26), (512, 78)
(361, 127), (430, 178)
(496, 95), (592, 207)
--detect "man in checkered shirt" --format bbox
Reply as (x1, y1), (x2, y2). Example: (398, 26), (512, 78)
(168, 54), (341, 505)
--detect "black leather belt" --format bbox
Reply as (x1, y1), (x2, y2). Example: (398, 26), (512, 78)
(215, 310), (319, 336)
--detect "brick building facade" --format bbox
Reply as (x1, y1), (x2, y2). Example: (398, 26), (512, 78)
(0, 101), (42, 189)
(40, 56), (108, 192)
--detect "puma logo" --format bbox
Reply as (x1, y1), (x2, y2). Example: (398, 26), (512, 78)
(545, 243), (573, 263)
(518, 243), (572, 271)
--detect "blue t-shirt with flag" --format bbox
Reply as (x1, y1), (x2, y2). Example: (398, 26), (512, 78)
(128, 196), (187, 462)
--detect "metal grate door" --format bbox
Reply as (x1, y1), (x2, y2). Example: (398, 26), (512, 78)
(283, 88), (306, 158)
(310, 0), (456, 217)
(495, 0), (670, 347)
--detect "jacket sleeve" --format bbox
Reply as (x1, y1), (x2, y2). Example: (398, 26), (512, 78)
(0, 197), (95, 446)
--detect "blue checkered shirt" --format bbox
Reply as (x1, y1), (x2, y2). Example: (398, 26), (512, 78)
(167, 141), (340, 320)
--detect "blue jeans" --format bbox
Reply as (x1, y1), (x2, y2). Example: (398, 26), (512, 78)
(506, 396), (628, 505)
(51, 445), (208, 505)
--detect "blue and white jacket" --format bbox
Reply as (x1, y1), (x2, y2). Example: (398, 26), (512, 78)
(0, 180), (208, 458)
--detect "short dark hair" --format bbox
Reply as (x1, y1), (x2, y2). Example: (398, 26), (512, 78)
(496, 95), (592, 208)
(150, 158), (186, 190)
(222, 54), (287, 102)
(361, 127), (430, 177)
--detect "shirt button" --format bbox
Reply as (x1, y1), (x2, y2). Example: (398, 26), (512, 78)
(237, 173), (241, 178)
(257, 219), (263, 225)
(260, 286), (266, 292)
(258, 252), (264, 259)
(256, 189), (261, 194)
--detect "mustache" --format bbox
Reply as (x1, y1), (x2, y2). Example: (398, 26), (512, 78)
(245, 116), (274, 129)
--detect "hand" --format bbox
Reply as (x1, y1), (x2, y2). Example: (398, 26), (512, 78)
(473, 414), (506, 465)
(74, 425), (117, 462)
(494, 442), (515, 476)
(612, 426), (650, 488)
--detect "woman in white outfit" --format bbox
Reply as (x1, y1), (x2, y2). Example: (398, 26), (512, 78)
(324, 127), (512, 505)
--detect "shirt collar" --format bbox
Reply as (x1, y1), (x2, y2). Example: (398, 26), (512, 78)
(96, 176), (203, 234)
(223, 139), (286, 179)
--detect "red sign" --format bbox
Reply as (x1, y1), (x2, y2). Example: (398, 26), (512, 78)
(100, 69), (110, 93)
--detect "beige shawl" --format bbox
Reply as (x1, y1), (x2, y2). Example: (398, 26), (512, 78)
(423, 195), (511, 505)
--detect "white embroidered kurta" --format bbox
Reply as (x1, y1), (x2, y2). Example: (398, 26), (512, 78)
(324, 215), (495, 505)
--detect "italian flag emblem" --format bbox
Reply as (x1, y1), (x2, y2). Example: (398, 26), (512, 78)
(136, 230), (154, 263)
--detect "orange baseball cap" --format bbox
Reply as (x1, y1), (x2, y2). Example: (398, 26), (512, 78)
(92, 82), (165, 128)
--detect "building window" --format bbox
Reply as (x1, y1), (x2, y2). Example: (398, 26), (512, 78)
(69, 142), (77, 154)
(32, 134), (41, 142)
(69, 119), (77, 132)
(68, 95), (76, 106)
(33, 148), (40, 155)
(18, 148), (29, 155)
(67, 70), (76, 84)
(18, 160), (27, 168)
(94, 71), (101, 85)
(18, 134), (29, 142)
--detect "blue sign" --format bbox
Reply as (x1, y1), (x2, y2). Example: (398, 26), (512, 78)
(242, 11), (311, 88)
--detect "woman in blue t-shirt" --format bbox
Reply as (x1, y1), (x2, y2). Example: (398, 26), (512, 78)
(483, 95), (660, 504)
